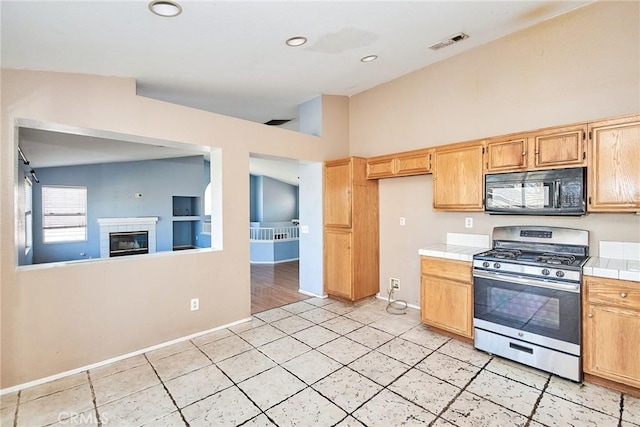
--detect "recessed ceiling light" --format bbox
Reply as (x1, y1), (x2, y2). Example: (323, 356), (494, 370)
(148, 0), (182, 17)
(286, 36), (308, 47)
(360, 55), (378, 63)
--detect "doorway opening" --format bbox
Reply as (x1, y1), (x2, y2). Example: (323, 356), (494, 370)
(249, 155), (322, 314)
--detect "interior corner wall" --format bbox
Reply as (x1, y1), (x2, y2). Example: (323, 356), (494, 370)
(348, 1), (640, 308)
(299, 96), (322, 137)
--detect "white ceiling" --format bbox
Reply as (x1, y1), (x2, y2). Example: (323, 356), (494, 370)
(4, 1), (593, 185)
(2, 0), (592, 126)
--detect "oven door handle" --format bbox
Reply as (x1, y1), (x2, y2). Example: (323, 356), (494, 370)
(473, 270), (580, 293)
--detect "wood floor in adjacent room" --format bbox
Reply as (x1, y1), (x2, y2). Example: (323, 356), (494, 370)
(251, 260), (310, 314)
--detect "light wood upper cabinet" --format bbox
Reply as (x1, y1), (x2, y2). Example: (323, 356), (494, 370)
(485, 124), (587, 173)
(396, 149), (433, 176)
(583, 276), (640, 388)
(587, 115), (640, 212)
(366, 156), (396, 179)
(324, 158), (353, 227)
(533, 125), (587, 169)
(366, 148), (433, 179)
(421, 257), (473, 339)
(324, 157), (379, 301)
(433, 141), (484, 211)
(485, 138), (528, 172)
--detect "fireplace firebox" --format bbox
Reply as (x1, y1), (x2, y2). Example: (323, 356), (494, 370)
(109, 231), (149, 257)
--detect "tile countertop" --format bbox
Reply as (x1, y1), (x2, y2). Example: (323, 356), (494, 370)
(583, 257), (640, 282)
(418, 244), (488, 262)
(584, 240), (640, 283)
(418, 233), (490, 262)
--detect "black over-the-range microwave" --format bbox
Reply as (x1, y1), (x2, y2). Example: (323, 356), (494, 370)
(485, 167), (586, 216)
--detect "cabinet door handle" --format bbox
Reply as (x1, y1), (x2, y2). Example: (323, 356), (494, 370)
(588, 313), (593, 318)
(621, 292), (627, 298)
(522, 152), (527, 156)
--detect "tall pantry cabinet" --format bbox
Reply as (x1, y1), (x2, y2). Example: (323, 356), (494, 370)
(324, 157), (379, 301)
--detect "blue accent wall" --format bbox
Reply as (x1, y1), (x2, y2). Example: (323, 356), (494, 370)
(32, 156), (205, 264)
(250, 175), (299, 222)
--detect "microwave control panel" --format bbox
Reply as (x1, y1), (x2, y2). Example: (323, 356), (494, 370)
(560, 181), (584, 208)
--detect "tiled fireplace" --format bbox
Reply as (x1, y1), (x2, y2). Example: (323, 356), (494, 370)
(97, 217), (158, 258)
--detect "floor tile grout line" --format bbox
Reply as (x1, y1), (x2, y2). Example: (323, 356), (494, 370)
(524, 375), (551, 427)
(428, 354), (495, 427)
(541, 384), (625, 420)
(85, 370), (101, 427)
(143, 353), (190, 427)
(192, 342), (279, 426)
(618, 392), (624, 427)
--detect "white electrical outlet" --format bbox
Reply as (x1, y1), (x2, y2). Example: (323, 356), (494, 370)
(465, 217), (473, 228)
(190, 298), (199, 311)
(390, 278), (400, 290)
(399, 217), (406, 226)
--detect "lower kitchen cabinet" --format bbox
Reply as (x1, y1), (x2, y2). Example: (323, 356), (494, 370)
(420, 256), (473, 339)
(583, 276), (640, 389)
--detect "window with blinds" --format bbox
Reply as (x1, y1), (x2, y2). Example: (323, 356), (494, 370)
(42, 186), (87, 243)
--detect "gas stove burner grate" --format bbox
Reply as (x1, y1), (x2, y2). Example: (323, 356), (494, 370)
(481, 249), (523, 260)
(536, 253), (576, 265)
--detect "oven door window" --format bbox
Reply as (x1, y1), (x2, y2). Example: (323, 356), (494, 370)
(474, 276), (580, 345)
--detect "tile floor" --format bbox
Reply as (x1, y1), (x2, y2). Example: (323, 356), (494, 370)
(2, 297), (639, 427)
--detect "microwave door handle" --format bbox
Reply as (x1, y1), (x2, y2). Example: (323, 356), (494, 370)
(554, 180), (561, 208)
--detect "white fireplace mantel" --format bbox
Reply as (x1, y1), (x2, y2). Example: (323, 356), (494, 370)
(97, 217), (158, 226)
(98, 217), (159, 258)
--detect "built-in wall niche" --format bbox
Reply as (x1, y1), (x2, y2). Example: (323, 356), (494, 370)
(172, 196), (200, 217)
(172, 196), (201, 250)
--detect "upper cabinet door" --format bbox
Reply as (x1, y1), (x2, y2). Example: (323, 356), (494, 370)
(324, 158), (353, 227)
(588, 115), (640, 211)
(533, 124), (587, 169)
(485, 138), (528, 173)
(366, 156), (396, 179)
(433, 142), (484, 211)
(396, 149), (433, 175)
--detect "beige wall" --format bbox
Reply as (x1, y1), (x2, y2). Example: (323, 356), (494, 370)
(350, 1), (640, 306)
(0, 70), (348, 388)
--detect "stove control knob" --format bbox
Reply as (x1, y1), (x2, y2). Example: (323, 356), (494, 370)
(542, 268), (551, 276)
(493, 262), (501, 269)
(556, 270), (565, 278)
(482, 261), (490, 268)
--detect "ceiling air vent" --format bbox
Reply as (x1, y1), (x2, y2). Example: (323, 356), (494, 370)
(428, 32), (469, 51)
(264, 119), (292, 126)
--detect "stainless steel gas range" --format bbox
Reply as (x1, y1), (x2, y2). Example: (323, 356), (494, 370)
(473, 226), (589, 382)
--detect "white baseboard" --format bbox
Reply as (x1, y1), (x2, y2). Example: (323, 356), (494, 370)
(298, 289), (326, 298)
(0, 316), (252, 396)
(375, 293), (421, 311)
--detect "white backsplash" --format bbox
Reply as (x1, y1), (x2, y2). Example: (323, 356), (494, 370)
(446, 233), (490, 248)
(599, 241), (640, 261)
